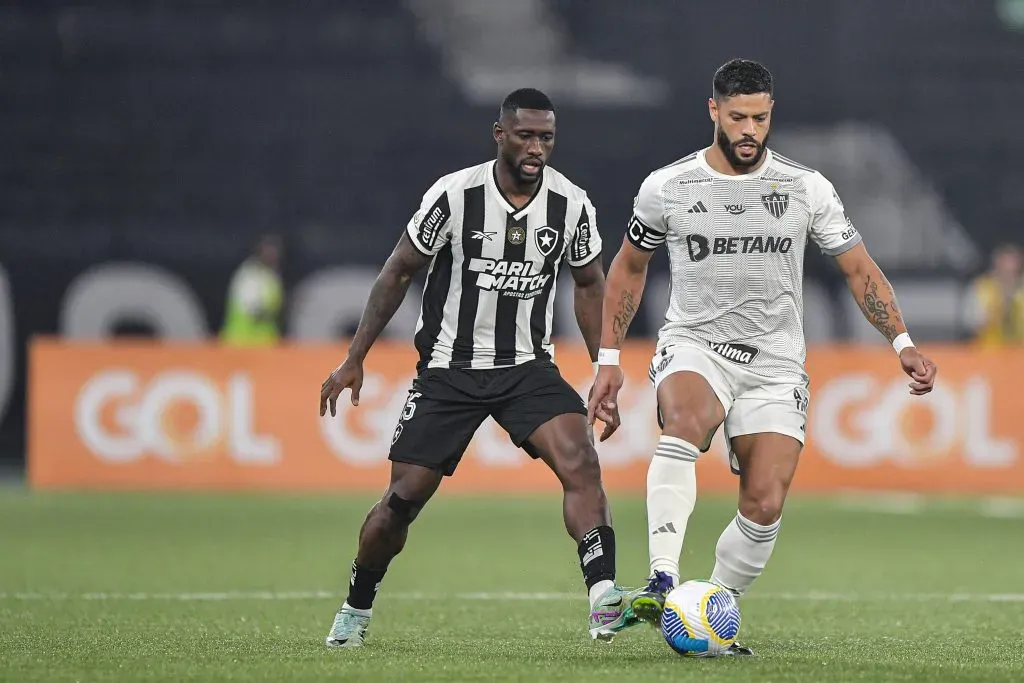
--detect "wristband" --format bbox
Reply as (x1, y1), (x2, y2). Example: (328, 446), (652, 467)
(597, 348), (620, 365)
(892, 332), (915, 355)
(592, 361), (599, 375)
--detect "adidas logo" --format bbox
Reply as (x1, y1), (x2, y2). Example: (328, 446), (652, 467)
(686, 201), (708, 214)
(652, 522), (677, 535)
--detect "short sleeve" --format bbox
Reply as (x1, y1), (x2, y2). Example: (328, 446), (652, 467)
(625, 173), (668, 252)
(808, 173), (862, 256)
(405, 178), (454, 256)
(567, 194), (602, 267)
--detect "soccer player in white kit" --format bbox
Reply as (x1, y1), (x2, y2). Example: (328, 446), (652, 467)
(587, 59), (938, 655)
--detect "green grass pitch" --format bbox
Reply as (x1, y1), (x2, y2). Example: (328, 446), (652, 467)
(1, 489), (1022, 682)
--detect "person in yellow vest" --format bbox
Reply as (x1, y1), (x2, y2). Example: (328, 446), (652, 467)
(964, 243), (1024, 347)
(220, 235), (284, 346)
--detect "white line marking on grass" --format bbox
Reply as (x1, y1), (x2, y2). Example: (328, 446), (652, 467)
(827, 493), (1024, 519)
(978, 497), (1024, 519)
(455, 592), (583, 601)
(2, 591), (1023, 603)
(831, 492), (927, 514)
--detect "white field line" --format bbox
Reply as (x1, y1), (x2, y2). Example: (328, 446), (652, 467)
(830, 493), (1024, 518)
(831, 492), (928, 514)
(1, 590), (1023, 603)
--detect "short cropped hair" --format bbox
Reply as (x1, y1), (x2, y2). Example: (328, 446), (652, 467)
(713, 59), (773, 99)
(499, 88), (555, 120)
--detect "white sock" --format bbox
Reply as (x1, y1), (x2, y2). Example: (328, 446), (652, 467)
(710, 512), (781, 597)
(646, 436), (699, 586)
(588, 579), (615, 609)
(341, 601), (372, 617)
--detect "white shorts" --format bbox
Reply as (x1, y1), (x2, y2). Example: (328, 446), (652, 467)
(649, 341), (809, 474)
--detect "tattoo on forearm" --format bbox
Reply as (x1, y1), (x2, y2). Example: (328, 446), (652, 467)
(611, 290), (637, 345)
(859, 274), (904, 342)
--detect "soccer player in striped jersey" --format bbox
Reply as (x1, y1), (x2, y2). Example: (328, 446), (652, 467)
(588, 59), (938, 655)
(320, 88), (642, 647)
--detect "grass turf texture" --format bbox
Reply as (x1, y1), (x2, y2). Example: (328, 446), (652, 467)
(1, 490), (1022, 682)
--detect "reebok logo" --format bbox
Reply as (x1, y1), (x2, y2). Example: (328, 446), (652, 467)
(686, 201), (709, 214)
(652, 522), (677, 535)
(708, 341), (759, 365)
(686, 234), (792, 262)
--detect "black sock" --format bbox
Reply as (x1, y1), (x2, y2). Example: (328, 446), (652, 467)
(346, 561), (387, 610)
(577, 525), (616, 590)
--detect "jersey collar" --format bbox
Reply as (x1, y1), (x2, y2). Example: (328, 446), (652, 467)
(487, 160), (546, 220)
(697, 147), (773, 180)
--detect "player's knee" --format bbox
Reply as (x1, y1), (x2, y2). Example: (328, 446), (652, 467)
(379, 492), (424, 528)
(738, 485), (786, 525)
(556, 442), (602, 491)
(659, 408), (710, 446)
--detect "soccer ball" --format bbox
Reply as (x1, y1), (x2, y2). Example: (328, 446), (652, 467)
(660, 580), (741, 657)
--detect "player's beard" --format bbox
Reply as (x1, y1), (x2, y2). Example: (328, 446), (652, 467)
(501, 150), (544, 186)
(717, 127), (768, 170)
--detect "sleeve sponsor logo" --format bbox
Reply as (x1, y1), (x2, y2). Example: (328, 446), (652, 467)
(414, 194), (451, 251)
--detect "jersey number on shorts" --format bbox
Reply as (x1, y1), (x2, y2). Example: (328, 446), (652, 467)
(402, 392), (423, 421)
(392, 391), (423, 445)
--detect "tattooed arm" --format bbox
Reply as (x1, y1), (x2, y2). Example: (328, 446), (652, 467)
(584, 235), (655, 438)
(347, 234), (432, 360)
(833, 243), (907, 342)
(587, 172), (666, 431)
(600, 236), (654, 350)
(320, 233), (432, 416)
(834, 242), (938, 395)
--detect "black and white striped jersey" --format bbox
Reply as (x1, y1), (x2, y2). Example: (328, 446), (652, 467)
(626, 148), (862, 380)
(405, 161), (602, 372)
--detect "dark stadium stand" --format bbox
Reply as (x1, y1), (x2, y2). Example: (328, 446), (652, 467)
(1, 0), (1021, 462)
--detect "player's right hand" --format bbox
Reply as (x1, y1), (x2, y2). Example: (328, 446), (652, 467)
(587, 365), (624, 440)
(320, 357), (364, 417)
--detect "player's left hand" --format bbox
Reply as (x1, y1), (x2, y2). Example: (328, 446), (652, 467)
(898, 347), (937, 396)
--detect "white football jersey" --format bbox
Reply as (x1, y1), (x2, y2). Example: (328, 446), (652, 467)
(626, 148), (861, 380)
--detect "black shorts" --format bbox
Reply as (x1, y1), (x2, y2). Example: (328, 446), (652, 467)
(388, 359), (587, 476)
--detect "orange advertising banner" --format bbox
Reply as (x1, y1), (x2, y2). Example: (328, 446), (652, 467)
(27, 338), (1024, 494)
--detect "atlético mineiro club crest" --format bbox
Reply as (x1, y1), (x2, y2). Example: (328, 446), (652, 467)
(761, 190), (789, 219)
(535, 226), (559, 257)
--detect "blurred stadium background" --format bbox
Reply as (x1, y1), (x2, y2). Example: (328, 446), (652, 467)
(2, 2), (1024, 681)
